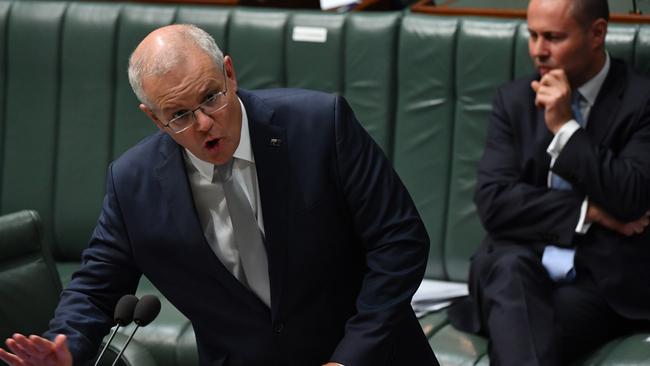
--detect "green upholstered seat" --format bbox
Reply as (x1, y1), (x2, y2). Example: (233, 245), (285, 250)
(0, 211), (60, 340)
(0, 210), (156, 366)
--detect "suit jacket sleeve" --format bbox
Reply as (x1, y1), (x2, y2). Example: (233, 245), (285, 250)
(328, 97), (430, 365)
(43, 163), (141, 365)
(553, 98), (650, 221)
(475, 86), (584, 245)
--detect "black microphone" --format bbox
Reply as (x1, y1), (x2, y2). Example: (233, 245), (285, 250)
(110, 295), (161, 366)
(93, 294), (139, 366)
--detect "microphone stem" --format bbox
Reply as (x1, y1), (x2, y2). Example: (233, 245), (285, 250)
(110, 325), (140, 366)
(93, 325), (120, 366)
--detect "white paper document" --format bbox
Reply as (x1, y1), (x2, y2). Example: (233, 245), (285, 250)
(319, 0), (359, 10)
(411, 279), (469, 317)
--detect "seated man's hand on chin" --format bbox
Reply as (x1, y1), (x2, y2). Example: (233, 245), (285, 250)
(0, 334), (72, 366)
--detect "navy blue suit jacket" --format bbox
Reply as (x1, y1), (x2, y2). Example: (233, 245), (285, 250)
(46, 89), (437, 366)
(450, 59), (650, 334)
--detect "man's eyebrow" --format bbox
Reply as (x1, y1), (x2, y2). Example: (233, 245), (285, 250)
(197, 79), (223, 95)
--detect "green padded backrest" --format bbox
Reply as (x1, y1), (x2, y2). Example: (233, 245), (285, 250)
(228, 9), (288, 89)
(175, 6), (231, 52)
(344, 12), (400, 156)
(0, 210), (61, 341)
(444, 19), (521, 281)
(514, 22), (535, 79)
(112, 4), (175, 158)
(54, 3), (121, 260)
(0, 2), (9, 192)
(635, 25), (650, 77)
(286, 12), (345, 93)
(606, 24), (639, 64)
(393, 15), (458, 279)
(1, 1), (67, 250)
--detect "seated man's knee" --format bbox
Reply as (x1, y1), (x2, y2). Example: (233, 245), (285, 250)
(475, 247), (543, 283)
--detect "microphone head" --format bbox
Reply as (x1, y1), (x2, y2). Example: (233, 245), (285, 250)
(133, 294), (161, 327)
(114, 295), (139, 326)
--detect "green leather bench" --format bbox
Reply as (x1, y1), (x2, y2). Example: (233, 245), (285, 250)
(1, 1), (650, 364)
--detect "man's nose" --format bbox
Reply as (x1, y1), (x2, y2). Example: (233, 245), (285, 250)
(194, 109), (214, 132)
(530, 38), (549, 59)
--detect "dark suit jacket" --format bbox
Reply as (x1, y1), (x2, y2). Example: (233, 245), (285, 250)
(45, 89), (437, 366)
(451, 58), (650, 334)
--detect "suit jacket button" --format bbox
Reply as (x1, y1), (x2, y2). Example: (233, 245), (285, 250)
(274, 323), (284, 333)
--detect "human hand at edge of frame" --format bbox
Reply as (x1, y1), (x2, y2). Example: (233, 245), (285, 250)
(531, 69), (573, 134)
(587, 201), (650, 236)
(322, 363), (344, 366)
(0, 334), (72, 366)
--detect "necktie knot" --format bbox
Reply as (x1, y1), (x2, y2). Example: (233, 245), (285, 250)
(571, 91), (586, 127)
(215, 159), (234, 182)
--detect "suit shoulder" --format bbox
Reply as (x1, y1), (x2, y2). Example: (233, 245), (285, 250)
(497, 75), (537, 97)
(247, 88), (336, 110)
(623, 64), (650, 94)
(111, 131), (170, 172)
(242, 88), (341, 130)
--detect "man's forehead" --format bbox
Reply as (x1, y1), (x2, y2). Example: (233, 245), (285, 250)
(145, 65), (223, 110)
(527, 0), (575, 29)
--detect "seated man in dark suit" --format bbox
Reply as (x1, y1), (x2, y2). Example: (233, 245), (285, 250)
(0, 24), (437, 366)
(449, 0), (650, 365)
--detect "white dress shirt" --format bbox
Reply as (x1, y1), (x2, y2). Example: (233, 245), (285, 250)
(183, 97), (265, 279)
(546, 53), (610, 234)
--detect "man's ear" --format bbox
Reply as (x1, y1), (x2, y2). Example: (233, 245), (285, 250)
(591, 18), (607, 50)
(223, 55), (238, 93)
(139, 103), (166, 132)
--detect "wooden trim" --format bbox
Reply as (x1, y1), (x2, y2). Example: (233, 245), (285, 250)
(411, 0), (526, 19)
(610, 13), (650, 24)
(410, 0), (650, 23)
(354, 0), (390, 11)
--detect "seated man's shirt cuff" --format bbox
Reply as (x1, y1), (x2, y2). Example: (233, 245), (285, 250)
(575, 198), (592, 233)
(547, 120), (581, 162)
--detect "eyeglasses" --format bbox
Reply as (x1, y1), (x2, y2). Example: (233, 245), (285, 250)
(162, 66), (229, 134)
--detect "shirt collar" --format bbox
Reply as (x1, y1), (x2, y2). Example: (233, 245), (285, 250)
(184, 96), (254, 182)
(577, 52), (610, 107)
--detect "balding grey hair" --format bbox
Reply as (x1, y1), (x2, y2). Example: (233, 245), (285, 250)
(128, 24), (224, 108)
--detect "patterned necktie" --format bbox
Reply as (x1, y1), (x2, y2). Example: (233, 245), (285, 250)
(542, 91), (585, 282)
(550, 92), (585, 190)
(216, 159), (271, 307)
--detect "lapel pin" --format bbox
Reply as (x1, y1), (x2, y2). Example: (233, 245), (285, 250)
(269, 138), (282, 147)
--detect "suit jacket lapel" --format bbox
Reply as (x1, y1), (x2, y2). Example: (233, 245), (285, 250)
(153, 134), (259, 300)
(239, 90), (289, 321)
(534, 97), (554, 185)
(587, 59), (626, 144)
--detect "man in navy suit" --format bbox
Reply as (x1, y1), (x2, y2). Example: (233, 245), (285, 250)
(449, 0), (650, 365)
(0, 24), (437, 366)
